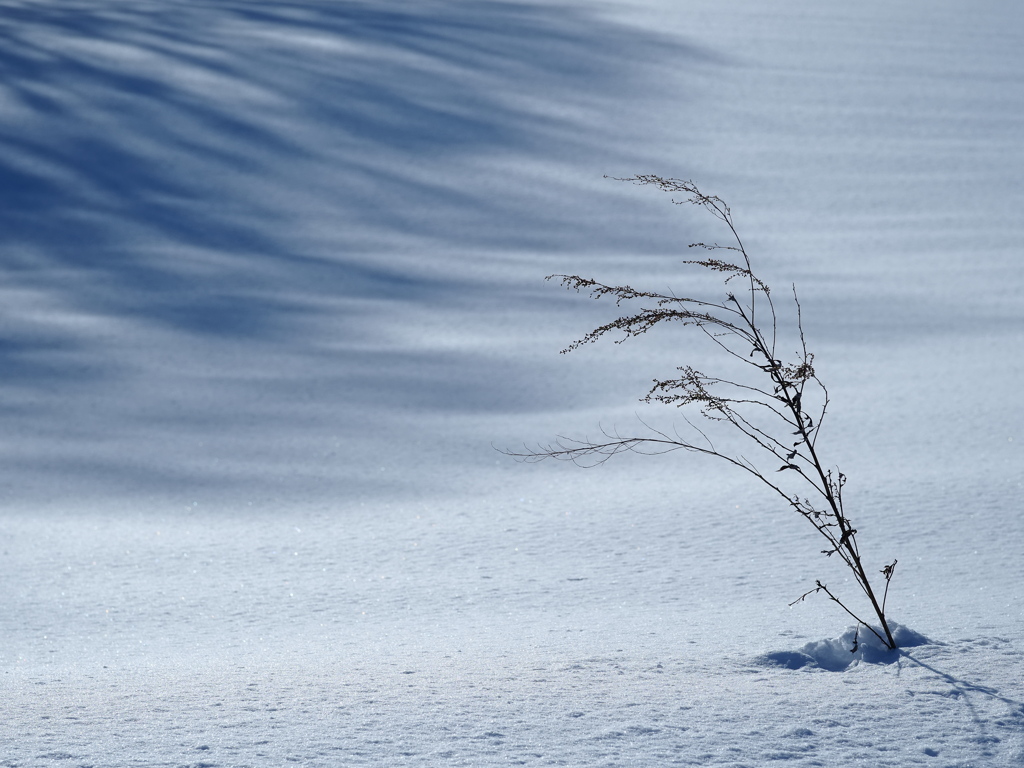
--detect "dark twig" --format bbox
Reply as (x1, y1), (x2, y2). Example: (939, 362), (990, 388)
(503, 176), (899, 648)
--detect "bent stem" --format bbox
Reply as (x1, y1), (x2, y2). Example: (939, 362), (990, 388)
(505, 176), (898, 649)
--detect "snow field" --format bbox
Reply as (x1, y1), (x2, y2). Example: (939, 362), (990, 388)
(2, 0), (1024, 765)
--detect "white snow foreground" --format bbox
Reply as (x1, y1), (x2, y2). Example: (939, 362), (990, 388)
(3, 500), (1023, 767)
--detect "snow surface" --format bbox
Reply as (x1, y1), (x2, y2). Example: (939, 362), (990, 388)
(1, 0), (1023, 765)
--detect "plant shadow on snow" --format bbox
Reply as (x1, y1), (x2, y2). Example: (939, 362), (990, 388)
(761, 625), (1024, 718)
(0, 0), (719, 421)
(895, 646), (1024, 728)
(757, 632), (1024, 761)
(0, 0), (708, 341)
(0, 0), (723, 498)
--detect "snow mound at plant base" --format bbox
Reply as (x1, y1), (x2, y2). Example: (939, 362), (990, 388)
(757, 623), (932, 672)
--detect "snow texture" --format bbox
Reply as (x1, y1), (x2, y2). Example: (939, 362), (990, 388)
(1, 0), (1023, 765)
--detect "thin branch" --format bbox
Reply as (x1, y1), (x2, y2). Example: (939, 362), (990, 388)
(509, 176), (898, 649)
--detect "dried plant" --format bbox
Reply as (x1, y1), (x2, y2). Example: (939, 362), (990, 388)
(506, 175), (898, 650)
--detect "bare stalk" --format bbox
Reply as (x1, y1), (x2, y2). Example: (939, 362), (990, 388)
(504, 176), (898, 649)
